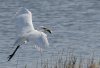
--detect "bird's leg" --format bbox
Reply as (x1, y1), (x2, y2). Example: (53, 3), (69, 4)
(8, 45), (20, 61)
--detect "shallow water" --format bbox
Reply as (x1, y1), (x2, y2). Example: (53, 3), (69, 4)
(0, 0), (100, 68)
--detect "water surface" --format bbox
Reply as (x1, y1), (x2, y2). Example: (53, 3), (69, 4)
(0, 0), (100, 68)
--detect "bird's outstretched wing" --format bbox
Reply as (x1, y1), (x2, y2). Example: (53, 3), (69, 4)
(15, 7), (34, 37)
(28, 31), (49, 51)
(34, 32), (49, 51)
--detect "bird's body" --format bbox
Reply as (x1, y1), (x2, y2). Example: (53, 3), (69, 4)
(15, 7), (49, 48)
(8, 7), (49, 61)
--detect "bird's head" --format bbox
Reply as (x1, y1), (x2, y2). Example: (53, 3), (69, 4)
(40, 26), (52, 34)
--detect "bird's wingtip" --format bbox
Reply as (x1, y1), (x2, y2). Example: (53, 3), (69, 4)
(16, 7), (30, 15)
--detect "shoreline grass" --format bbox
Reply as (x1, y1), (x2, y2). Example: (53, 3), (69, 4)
(21, 49), (100, 68)
(23, 54), (100, 68)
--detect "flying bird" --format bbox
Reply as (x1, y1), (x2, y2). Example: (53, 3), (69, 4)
(8, 7), (50, 61)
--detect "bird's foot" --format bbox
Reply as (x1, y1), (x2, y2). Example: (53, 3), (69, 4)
(8, 54), (13, 61)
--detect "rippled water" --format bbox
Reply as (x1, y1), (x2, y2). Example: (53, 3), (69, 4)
(0, 0), (100, 68)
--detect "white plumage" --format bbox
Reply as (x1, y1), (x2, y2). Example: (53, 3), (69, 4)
(8, 7), (49, 61)
(14, 7), (49, 50)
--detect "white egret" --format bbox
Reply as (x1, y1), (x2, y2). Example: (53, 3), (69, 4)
(8, 7), (50, 61)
